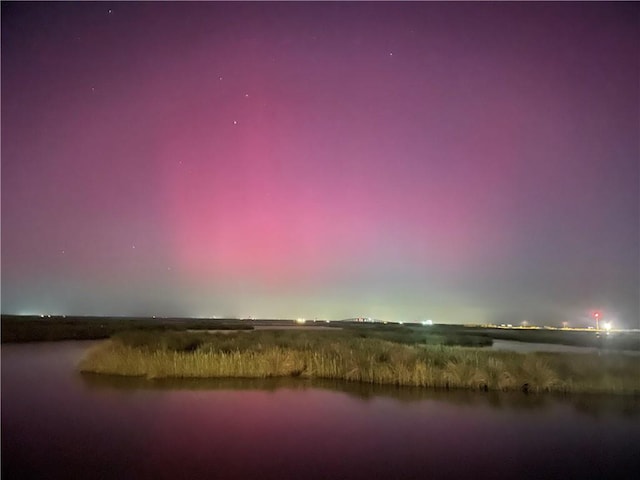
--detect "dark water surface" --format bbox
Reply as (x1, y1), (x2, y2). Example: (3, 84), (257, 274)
(2, 341), (640, 479)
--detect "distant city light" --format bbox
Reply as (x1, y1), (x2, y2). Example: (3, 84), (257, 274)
(296, 318), (306, 324)
(604, 322), (612, 331)
(422, 319), (433, 326)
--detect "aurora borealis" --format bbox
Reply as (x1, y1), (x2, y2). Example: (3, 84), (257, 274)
(2, 2), (638, 326)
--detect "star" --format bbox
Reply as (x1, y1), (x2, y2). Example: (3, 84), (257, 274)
(108, 9), (113, 14)
(233, 120), (238, 125)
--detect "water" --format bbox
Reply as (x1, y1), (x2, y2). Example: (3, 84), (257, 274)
(2, 341), (640, 480)
(491, 339), (640, 355)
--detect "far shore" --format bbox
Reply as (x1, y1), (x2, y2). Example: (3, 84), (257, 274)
(3, 315), (639, 352)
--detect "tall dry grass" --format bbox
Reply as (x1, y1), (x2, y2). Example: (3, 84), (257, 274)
(78, 330), (640, 394)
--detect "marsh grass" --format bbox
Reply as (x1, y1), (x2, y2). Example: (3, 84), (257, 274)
(1, 315), (253, 343)
(78, 330), (640, 394)
(343, 324), (492, 348)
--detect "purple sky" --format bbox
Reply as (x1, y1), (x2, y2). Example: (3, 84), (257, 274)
(2, 2), (638, 326)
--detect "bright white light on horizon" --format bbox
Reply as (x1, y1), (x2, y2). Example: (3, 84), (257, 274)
(422, 319), (433, 326)
(604, 321), (612, 331)
(296, 318), (306, 324)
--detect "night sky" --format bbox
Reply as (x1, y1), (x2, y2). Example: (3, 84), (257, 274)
(2, 2), (638, 327)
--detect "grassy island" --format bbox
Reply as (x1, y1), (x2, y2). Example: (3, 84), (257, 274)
(79, 329), (640, 395)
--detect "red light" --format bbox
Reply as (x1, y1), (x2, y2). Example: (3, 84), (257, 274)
(594, 312), (600, 318)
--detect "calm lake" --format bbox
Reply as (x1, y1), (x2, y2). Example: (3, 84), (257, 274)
(2, 341), (640, 480)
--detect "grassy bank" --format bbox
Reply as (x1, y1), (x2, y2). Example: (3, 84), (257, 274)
(0, 315), (253, 343)
(1, 315), (490, 346)
(79, 330), (640, 395)
(341, 323), (492, 347)
(5, 315), (637, 351)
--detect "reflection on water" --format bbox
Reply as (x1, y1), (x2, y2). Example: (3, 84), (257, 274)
(81, 373), (640, 418)
(3, 341), (640, 480)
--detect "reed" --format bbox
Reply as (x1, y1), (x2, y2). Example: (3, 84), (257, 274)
(78, 330), (640, 395)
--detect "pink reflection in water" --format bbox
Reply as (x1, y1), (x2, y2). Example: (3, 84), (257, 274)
(2, 342), (640, 480)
